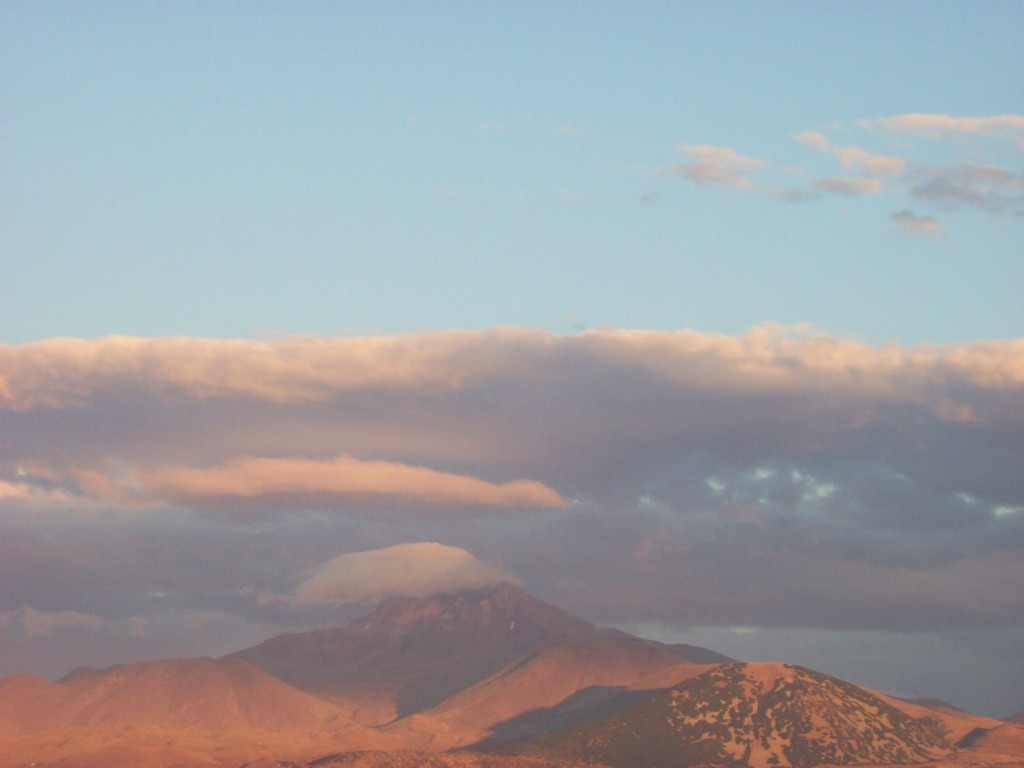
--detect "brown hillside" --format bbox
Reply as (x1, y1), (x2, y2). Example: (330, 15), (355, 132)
(505, 662), (961, 768)
(386, 634), (714, 750)
(0, 657), (392, 768)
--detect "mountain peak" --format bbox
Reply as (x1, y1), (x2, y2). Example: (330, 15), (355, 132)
(348, 581), (593, 638)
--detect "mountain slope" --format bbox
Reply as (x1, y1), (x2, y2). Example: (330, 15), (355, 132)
(505, 662), (957, 768)
(229, 581), (728, 725)
(0, 657), (391, 768)
(385, 637), (716, 750)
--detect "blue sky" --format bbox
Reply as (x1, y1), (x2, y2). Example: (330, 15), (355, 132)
(1, 3), (1023, 721)
(3, 1), (1021, 344)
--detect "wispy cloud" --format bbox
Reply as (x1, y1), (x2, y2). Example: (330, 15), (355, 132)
(859, 113), (1024, 140)
(816, 176), (883, 196)
(910, 164), (1024, 215)
(792, 130), (906, 177)
(673, 144), (767, 190)
(670, 115), (1023, 233)
(889, 209), (946, 239)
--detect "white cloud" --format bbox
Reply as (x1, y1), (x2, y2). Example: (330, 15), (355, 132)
(291, 542), (518, 608)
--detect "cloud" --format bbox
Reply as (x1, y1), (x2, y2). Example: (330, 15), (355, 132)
(290, 542), (518, 608)
(1, 327), (1021, 653)
(910, 164), (1024, 214)
(0, 606), (103, 638)
(0, 333), (487, 411)
(673, 144), (767, 190)
(793, 130), (906, 176)
(816, 176), (883, 196)
(792, 130), (830, 153)
(889, 209), (946, 239)
(768, 187), (820, 203)
(671, 116), (1021, 231)
(5, 328), (1021, 418)
(131, 454), (563, 511)
(859, 113), (1024, 140)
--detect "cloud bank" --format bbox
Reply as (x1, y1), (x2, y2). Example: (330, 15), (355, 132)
(1, 327), (1021, 707)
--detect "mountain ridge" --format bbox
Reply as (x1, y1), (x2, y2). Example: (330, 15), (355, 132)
(501, 662), (960, 767)
(0, 583), (1017, 768)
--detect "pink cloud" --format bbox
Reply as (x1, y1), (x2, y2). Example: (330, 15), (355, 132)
(0, 332), (493, 411)
(134, 454), (564, 510)
(2, 329), (1022, 417)
(859, 113), (1024, 140)
(674, 144), (767, 190)
(793, 131), (906, 176)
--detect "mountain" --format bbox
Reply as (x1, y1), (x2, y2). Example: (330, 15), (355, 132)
(502, 662), (960, 768)
(0, 657), (390, 768)
(228, 581), (729, 727)
(1, 584), (1012, 768)
(383, 634), (718, 750)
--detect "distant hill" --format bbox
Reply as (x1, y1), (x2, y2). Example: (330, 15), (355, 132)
(0, 657), (389, 768)
(503, 662), (958, 768)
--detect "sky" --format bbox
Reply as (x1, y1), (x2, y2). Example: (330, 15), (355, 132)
(1, 2), (1022, 719)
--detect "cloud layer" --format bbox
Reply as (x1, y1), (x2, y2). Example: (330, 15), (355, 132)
(1, 327), (1021, 709)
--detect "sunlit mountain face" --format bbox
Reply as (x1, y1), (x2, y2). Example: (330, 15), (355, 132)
(504, 662), (956, 767)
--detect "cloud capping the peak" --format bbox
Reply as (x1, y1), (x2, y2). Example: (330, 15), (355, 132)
(290, 542), (519, 608)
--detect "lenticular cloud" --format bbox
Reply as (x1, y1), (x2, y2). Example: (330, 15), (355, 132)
(291, 542), (518, 608)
